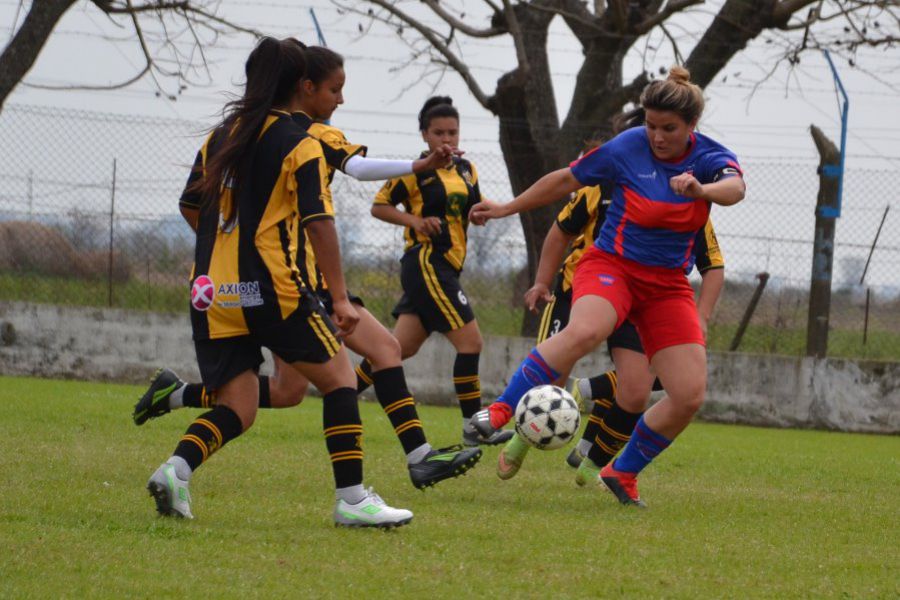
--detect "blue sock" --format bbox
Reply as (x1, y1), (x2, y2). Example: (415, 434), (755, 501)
(613, 415), (671, 475)
(496, 349), (560, 411)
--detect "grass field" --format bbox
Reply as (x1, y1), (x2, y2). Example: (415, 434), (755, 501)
(0, 376), (898, 598)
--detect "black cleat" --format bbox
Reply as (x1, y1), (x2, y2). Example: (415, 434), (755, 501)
(133, 368), (183, 425)
(408, 445), (482, 489)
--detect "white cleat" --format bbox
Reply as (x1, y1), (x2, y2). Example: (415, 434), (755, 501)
(333, 487), (413, 529)
(147, 462), (194, 519)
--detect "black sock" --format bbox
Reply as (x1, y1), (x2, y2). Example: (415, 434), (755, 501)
(323, 387), (363, 489)
(355, 359), (374, 393)
(258, 376), (271, 408)
(580, 371), (616, 444)
(173, 404), (243, 472)
(181, 384), (216, 408)
(373, 366), (428, 455)
(453, 353), (481, 419)
(587, 401), (642, 468)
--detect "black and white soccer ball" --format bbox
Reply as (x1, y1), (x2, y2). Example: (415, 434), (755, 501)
(514, 385), (581, 450)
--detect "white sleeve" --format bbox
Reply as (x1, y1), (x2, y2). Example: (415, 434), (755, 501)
(343, 155), (415, 181)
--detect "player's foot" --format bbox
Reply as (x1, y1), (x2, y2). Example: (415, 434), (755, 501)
(566, 446), (585, 469)
(574, 456), (602, 487)
(133, 368), (183, 425)
(496, 433), (530, 480)
(147, 462), (193, 519)
(567, 376), (588, 412)
(408, 445), (482, 489)
(333, 487), (413, 528)
(469, 403), (513, 440)
(600, 463), (646, 507)
(462, 427), (515, 447)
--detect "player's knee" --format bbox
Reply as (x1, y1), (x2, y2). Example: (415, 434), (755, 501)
(669, 383), (705, 416)
(368, 335), (402, 370)
(271, 378), (308, 407)
(562, 322), (606, 355)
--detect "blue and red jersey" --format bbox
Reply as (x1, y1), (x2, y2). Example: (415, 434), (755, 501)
(570, 126), (741, 270)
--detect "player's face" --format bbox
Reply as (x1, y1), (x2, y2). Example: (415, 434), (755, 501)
(644, 109), (697, 160)
(304, 67), (345, 120)
(421, 116), (459, 152)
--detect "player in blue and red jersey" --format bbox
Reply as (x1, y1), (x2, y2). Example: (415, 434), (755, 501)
(469, 66), (745, 506)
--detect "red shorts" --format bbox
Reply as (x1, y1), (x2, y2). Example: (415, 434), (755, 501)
(571, 246), (704, 359)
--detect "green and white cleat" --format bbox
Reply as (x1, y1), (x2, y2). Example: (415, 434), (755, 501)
(567, 376), (587, 412)
(147, 462), (193, 519)
(333, 487), (413, 529)
(133, 368), (183, 425)
(496, 433), (531, 480)
(574, 456), (603, 487)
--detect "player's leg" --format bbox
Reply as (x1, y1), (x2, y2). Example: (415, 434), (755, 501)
(147, 338), (261, 518)
(599, 284), (705, 507)
(343, 307), (481, 489)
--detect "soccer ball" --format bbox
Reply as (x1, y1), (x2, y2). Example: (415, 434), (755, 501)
(514, 385), (580, 450)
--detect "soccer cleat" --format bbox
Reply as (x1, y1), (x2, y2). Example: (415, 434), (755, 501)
(567, 376), (587, 412)
(147, 462), (194, 519)
(462, 427), (515, 447)
(468, 403), (513, 441)
(333, 487), (413, 529)
(496, 433), (530, 480)
(566, 446), (585, 469)
(600, 463), (647, 507)
(408, 445), (483, 489)
(574, 456), (602, 487)
(133, 368), (183, 425)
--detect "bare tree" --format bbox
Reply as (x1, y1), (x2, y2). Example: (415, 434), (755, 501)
(0, 0), (258, 112)
(341, 0), (898, 334)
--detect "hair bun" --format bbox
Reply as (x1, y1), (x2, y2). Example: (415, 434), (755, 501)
(422, 96), (453, 112)
(667, 65), (691, 85)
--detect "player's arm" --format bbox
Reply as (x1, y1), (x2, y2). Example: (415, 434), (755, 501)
(696, 267), (724, 339)
(371, 178), (442, 236)
(671, 173), (745, 207)
(180, 207), (199, 231)
(342, 145), (458, 181)
(524, 224), (576, 313)
(470, 168), (581, 225)
(179, 146), (205, 232)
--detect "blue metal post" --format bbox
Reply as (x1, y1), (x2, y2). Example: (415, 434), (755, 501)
(310, 8), (327, 47)
(820, 50), (848, 219)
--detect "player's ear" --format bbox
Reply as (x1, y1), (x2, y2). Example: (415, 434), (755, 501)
(301, 78), (315, 96)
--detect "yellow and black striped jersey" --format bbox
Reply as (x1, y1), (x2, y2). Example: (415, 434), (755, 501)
(552, 186), (723, 294)
(555, 185), (608, 293)
(374, 155), (481, 271)
(289, 111), (366, 292)
(180, 110), (331, 340)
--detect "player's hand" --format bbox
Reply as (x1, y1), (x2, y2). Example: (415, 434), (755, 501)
(413, 216), (442, 236)
(670, 172), (705, 198)
(698, 312), (709, 341)
(330, 297), (360, 338)
(524, 283), (553, 314)
(416, 144), (462, 171)
(469, 199), (509, 226)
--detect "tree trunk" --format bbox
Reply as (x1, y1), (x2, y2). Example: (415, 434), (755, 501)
(0, 0), (78, 112)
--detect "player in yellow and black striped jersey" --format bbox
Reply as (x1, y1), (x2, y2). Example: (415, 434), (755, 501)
(136, 46), (481, 491)
(141, 38), (413, 527)
(523, 175), (726, 478)
(362, 96), (515, 447)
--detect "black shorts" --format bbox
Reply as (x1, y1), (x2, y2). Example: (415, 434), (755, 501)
(535, 282), (645, 354)
(194, 294), (341, 391)
(315, 289), (365, 315)
(392, 245), (475, 334)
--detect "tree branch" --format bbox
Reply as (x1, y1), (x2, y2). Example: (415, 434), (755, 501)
(635, 0), (706, 34)
(421, 0), (506, 38)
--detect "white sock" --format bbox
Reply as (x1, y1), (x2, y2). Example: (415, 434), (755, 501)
(336, 484), (366, 505)
(168, 384), (186, 409)
(166, 455), (192, 481)
(578, 379), (593, 404)
(576, 439), (591, 457)
(406, 443), (433, 465)
(462, 417), (475, 433)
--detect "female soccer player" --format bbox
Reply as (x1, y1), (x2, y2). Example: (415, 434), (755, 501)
(136, 46), (482, 491)
(146, 37), (413, 527)
(361, 96), (514, 447)
(469, 66), (744, 506)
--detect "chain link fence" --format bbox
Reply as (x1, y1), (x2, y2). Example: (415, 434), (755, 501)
(1, 104), (898, 359)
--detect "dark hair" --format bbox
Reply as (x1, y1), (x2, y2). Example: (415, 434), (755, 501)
(582, 130), (604, 153)
(639, 65), (704, 125)
(612, 107), (645, 134)
(304, 46), (344, 84)
(418, 96), (458, 131)
(194, 37), (306, 225)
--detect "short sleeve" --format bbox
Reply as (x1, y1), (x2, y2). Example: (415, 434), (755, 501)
(316, 126), (367, 172)
(696, 148), (742, 185)
(463, 162), (482, 216)
(291, 140), (333, 225)
(693, 219), (725, 273)
(179, 132), (217, 210)
(556, 188), (592, 235)
(374, 176), (410, 207)
(569, 136), (623, 186)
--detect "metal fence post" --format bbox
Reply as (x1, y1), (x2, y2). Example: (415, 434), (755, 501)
(108, 158), (117, 308)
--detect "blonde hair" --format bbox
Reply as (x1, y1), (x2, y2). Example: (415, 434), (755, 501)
(639, 65), (704, 125)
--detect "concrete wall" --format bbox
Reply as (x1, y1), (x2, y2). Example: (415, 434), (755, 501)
(1, 302), (897, 434)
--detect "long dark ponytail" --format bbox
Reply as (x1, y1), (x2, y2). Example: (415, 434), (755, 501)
(195, 37), (306, 224)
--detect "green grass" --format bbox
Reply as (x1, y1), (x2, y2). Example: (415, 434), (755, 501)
(707, 322), (900, 360)
(1, 376), (897, 598)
